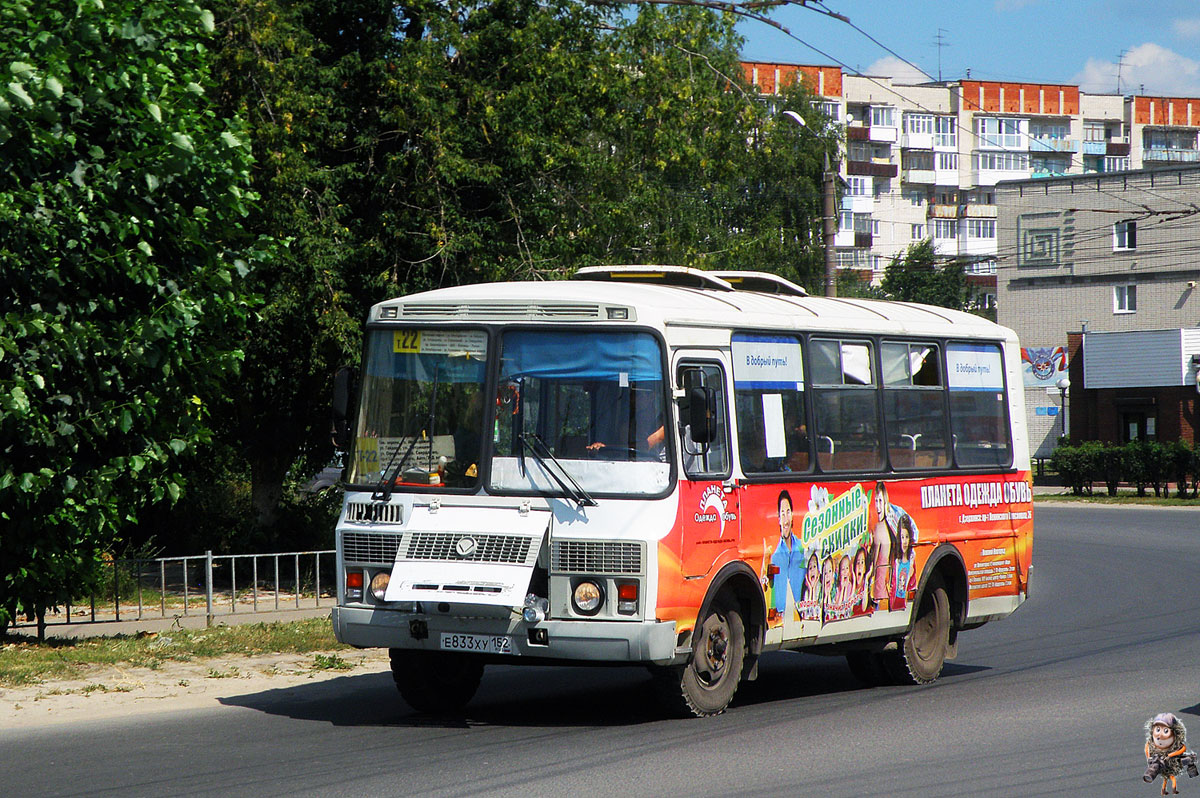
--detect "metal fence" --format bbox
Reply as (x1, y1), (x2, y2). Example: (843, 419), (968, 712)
(12, 549), (336, 631)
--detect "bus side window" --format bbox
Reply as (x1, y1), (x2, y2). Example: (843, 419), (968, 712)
(678, 364), (730, 478)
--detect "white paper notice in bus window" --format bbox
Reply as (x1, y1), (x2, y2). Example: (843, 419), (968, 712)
(946, 343), (1004, 390)
(762, 393), (786, 457)
(731, 335), (804, 389)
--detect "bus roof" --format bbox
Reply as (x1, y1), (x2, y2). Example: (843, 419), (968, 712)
(372, 269), (1013, 342)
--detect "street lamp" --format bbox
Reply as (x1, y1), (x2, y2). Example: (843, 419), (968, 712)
(1056, 377), (1070, 440)
(781, 111), (837, 298)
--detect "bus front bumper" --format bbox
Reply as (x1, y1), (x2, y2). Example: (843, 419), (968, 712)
(332, 605), (679, 665)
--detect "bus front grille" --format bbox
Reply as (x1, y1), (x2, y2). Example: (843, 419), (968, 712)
(342, 532), (403, 565)
(405, 532), (534, 565)
(551, 540), (643, 575)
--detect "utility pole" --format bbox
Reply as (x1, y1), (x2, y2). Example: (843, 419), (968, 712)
(822, 150), (837, 297)
(782, 110), (838, 297)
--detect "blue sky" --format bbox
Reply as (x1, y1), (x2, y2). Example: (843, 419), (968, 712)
(737, 0), (1200, 96)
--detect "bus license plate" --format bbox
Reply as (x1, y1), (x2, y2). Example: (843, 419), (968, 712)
(440, 633), (514, 655)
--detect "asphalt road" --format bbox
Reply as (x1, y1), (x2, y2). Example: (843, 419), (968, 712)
(5, 504), (1199, 798)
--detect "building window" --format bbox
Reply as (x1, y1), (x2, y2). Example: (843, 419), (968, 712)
(1114, 284), (1137, 313)
(967, 219), (996, 239)
(1030, 122), (1068, 140)
(1114, 220), (1136, 250)
(839, 211), (854, 232)
(976, 117), (1023, 149)
(933, 219), (958, 240)
(936, 151), (959, 171)
(905, 114), (934, 135)
(853, 213), (873, 234)
(968, 258), (997, 275)
(848, 141), (872, 161)
(934, 116), (957, 148)
(819, 101), (841, 122)
(847, 176), (871, 196)
(1031, 155), (1070, 175)
(1103, 156), (1131, 172)
(1083, 122), (1106, 142)
(871, 106), (896, 128)
(911, 223), (926, 240)
(975, 151), (1030, 171)
(904, 189), (926, 206)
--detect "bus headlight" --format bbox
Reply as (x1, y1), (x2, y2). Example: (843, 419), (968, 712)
(572, 580), (603, 615)
(370, 571), (390, 602)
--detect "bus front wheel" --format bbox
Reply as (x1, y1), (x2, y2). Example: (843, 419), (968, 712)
(883, 583), (951, 685)
(655, 594), (746, 717)
(389, 649), (484, 714)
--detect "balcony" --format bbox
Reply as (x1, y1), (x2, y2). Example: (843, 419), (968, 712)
(902, 132), (934, 150)
(869, 126), (899, 144)
(846, 126), (870, 141)
(903, 167), (936, 184)
(1029, 137), (1079, 153)
(1143, 148), (1200, 163)
(1082, 141), (1106, 156)
(841, 195), (874, 213)
(930, 203), (960, 219)
(854, 232), (873, 249)
(846, 160), (898, 178)
(964, 204), (997, 218)
(1107, 141), (1131, 156)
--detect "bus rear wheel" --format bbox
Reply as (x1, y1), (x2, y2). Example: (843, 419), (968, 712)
(655, 594), (746, 717)
(389, 649), (484, 714)
(882, 583), (951, 685)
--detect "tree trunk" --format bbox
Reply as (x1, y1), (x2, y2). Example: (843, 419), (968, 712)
(250, 452), (292, 532)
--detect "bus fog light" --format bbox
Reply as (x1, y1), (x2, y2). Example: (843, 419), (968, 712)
(523, 593), (549, 624)
(370, 571), (390, 602)
(345, 570), (364, 601)
(572, 581), (603, 615)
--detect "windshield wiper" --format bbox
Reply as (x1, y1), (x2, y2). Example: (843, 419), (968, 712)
(519, 432), (597, 508)
(372, 362), (443, 501)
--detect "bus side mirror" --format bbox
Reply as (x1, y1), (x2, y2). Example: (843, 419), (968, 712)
(332, 366), (357, 451)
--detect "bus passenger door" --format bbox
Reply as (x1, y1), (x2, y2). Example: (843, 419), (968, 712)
(675, 358), (739, 578)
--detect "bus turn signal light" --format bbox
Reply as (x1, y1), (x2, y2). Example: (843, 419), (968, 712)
(345, 571), (364, 601)
(617, 583), (638, 615)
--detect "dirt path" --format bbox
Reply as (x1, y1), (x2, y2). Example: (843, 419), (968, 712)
(0, 648), (391, 729)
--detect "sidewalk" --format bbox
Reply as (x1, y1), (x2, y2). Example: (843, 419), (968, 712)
(5, 605), (332, 642)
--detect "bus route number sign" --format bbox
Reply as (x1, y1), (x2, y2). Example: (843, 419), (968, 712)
(394, 330), (421, 353)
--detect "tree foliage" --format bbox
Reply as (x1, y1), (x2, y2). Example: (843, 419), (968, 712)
(880, 239), (968, 309)
(0, 0), (262, 634)
(186, 0), (837, 541)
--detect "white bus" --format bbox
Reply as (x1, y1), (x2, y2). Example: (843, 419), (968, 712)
(331, 266), (1033, 716)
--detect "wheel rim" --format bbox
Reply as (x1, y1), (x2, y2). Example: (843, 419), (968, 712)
(694, 611), (731, 688)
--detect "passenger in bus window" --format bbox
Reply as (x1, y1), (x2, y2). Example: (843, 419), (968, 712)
(769, 490), (805, 620)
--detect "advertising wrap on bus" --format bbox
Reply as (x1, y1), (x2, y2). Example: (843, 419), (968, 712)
(659, 473), (1032, 639)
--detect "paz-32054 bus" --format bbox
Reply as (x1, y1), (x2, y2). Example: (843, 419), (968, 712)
(331, 266), (1033, 716)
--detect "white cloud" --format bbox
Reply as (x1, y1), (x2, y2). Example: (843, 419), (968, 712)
(1173, 18), (1200, 39)
(1074, 43), (1200, 96)
(864, 56), (935, 86)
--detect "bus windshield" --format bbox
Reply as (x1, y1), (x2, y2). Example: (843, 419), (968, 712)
(349, 328), (488, 489)
(489, 329), (671, 497)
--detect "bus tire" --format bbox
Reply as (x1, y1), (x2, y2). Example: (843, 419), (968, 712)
(656, 593), (746, 717)
(389, 649), (484, 714)
(883, 582), (951, 685)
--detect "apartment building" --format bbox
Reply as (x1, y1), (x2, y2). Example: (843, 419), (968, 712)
(996, 164), (1200, 456)
(741, 62), (1200, 309)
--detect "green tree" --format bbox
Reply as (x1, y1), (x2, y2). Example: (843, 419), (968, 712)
(195, 0), (835, 540)
(880, 239), (968, 309)
(0, 0), (262, 636)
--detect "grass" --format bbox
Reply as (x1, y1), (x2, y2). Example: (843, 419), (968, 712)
(1035, 491), (1200, 506)
(0, 617), (350, 688)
